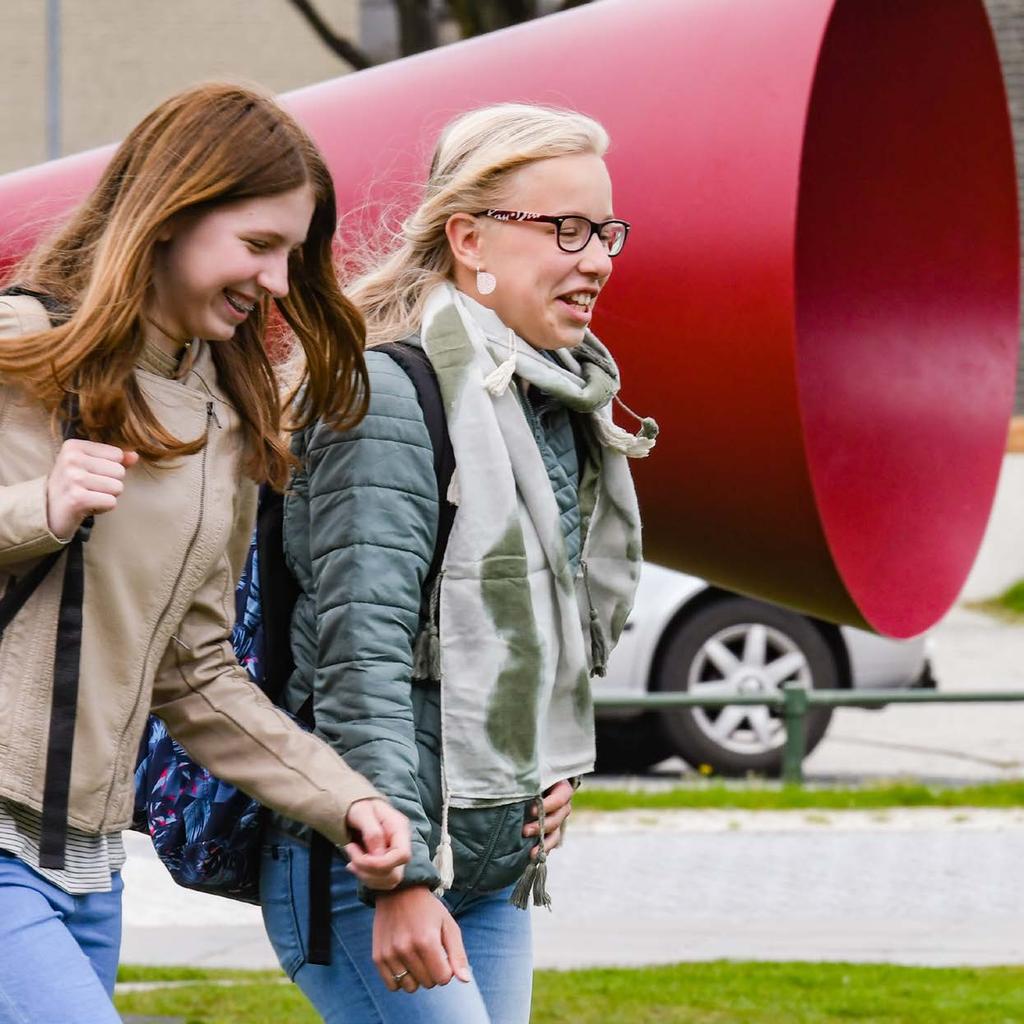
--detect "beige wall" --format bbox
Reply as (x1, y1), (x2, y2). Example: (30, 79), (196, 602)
(0, 1), (358, 174)
(985, 0), (1024, 416)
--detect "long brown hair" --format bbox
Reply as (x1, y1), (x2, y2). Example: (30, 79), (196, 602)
(0, 82), (367, 489)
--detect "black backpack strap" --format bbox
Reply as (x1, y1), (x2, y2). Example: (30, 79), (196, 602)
(38, 516), (90, 868)
(375, 341), (456, 592)
(0, 286), (69, 322)
(253, 343), (453, 962)
(307, 831), (334, 965)
(255, 485), (301, 706)
(0, 286), (88, 869)
(295, 341), (455, 964)
(0, 550), (65, 639)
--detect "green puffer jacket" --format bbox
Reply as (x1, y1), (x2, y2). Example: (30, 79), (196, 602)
(275, 349), (584, 895)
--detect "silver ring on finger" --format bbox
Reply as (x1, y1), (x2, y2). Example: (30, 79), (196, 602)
(392, 970), (409, 982)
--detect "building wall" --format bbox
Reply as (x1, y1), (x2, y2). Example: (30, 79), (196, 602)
(964, 5), (1024, 601)
(0, 0), (358, 174)
(985, 0), (1024, 414)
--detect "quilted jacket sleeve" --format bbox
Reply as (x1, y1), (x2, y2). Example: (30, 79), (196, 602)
(150, 477), (383, 850)
(298, 350), (441, 892)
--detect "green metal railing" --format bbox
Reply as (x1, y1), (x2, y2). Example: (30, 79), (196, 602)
(593, 686), (1024, 784)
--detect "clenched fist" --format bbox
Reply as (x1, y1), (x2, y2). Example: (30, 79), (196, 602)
(344, 798), (412, 892)
(46, 440), (139, 540)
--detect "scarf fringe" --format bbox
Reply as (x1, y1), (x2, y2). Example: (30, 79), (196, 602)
(592, 411), (659, 459)
(432, 832), (455, 893)
(433, 698), (455, 895)
(588, 607), (609, 678)
(411, 625), (440, 681)
(412, 573), (443, 681)
(581, 560), (609, 677)
(509, 857), (551, 910)
(510, 794), (552, 910)
(483, 327), (518, 397)
(446, 469), (461, 506)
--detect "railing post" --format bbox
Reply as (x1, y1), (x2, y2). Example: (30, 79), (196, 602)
(781, 683), (809, 785)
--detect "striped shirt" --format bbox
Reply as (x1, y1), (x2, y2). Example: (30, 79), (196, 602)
(0, 800), (125, 894)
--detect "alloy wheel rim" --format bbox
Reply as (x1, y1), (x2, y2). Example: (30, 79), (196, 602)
(685, 622), (811, 755)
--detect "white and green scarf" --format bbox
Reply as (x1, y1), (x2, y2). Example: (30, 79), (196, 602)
(417, 283), (656, 902)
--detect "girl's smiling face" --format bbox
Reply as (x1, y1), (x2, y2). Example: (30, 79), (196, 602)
(448, 153), (616, 350)
(146, 184), (315, 348)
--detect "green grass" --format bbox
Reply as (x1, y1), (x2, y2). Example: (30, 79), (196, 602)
(571, 780), (1024, 812)
(967, 578), (1024, 621)
(118, 965), (282, 983)
(114, 962), (1024, 1023)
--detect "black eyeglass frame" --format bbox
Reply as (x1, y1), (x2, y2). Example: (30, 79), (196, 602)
(475, 209), (631, 256)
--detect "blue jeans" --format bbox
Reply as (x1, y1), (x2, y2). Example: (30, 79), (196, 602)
(0, 851), (122, 1024)
(261, 834), (533, 1024)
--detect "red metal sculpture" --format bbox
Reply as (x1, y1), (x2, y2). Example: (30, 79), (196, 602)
(0, 0), (1016, 636)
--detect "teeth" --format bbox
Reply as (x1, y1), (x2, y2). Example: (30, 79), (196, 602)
(226, 291), (257, 314)
(565, 292), (594, 308)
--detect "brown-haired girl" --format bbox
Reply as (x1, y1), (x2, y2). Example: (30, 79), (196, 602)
(0, 81), (410, 1024)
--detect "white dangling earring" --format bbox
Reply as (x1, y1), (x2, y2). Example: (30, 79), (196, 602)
(476, 266), (497, 296)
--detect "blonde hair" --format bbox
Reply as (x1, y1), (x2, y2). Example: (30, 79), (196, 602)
(347, 103), (609, 346)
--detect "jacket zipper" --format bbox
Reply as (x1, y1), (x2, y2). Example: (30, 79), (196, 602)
(100, 400), (217, 827)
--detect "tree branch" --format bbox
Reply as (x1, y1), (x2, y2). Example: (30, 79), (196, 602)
(394, 0), (439, 55)
(285, 0), (374, 70)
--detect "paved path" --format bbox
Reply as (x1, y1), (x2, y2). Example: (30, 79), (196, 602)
(120, 607), (1024, 972)
(120, 808), (1024, 971)
(804, 606), (1024, 782)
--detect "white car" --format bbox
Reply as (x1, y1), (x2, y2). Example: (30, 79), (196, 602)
(595, 563), (933, 775)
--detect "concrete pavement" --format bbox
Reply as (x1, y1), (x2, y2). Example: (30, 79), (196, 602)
(119, 606), (1024, 972)
(803, 605), (1024, 782)
(120, 807), (1024, 971)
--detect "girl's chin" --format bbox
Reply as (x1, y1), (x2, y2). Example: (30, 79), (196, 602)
(528, 321), (586, 351)
(552, 328), (586, 349)
(206, 317), (241, 341)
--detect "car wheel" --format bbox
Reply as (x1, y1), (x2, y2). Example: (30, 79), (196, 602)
(653, 598), (836, 776)
(595, 713), (675, 774)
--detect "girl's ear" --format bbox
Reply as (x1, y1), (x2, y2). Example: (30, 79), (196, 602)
(155, 211), (188, 244)
(445, 212), (484, 273)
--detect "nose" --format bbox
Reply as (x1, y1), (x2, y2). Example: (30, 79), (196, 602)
(257, 252), (290, 299)
(577, 232), (613, 279)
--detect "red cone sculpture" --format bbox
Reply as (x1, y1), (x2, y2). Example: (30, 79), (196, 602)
(0, 0), (1017, 636)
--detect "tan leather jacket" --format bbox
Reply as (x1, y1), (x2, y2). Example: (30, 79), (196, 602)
(0, 294), (380, 841)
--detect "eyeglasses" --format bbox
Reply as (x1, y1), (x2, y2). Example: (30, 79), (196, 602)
(476, 210), (631, 256)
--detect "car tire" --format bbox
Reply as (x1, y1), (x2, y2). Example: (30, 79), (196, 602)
(653, 598), (836, 776)
(595, 713), (675, 774)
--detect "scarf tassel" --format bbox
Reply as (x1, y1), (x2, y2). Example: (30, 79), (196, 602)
(412, 572), (444, 682)
(581, 560), (609, 677)
(588, 605), (609, 678)
(592, 411), (659, 459)
(482, 327), (518, 397)
(510, 794), (552, 910)
(412, 623), (441, 681)
(432, 757), (455, 894)
(432, 834), (455, 892)
(510, 856), (551, 910)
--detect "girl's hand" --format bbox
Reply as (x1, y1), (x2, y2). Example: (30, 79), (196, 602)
(373, 885), (471, 993)
(46, 440), (139, 540)
(344, 798), (412, 891)
(524, 779), (574, 857)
